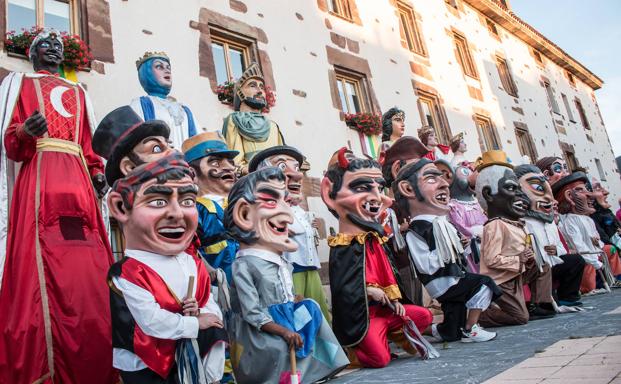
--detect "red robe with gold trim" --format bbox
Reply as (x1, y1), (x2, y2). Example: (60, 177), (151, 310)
(0, 73), (116, 383)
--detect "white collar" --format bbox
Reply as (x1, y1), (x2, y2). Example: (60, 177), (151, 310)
(237, 248), (286, 265)
(125, 248), (187, 263)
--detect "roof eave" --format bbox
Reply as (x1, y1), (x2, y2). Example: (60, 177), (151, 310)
(464, 0), (603, 90)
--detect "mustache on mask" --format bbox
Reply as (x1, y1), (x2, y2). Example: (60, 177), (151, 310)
(208, 169), (235, 180)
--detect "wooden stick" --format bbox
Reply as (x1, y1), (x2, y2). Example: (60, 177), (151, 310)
(289, 346), (298, 384)
(186, 275), (195, 299)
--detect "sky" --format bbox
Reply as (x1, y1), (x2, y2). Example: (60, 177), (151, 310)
(510, 0), (621, 157)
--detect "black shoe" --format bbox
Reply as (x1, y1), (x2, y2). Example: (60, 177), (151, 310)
(529, 304), (556, 321)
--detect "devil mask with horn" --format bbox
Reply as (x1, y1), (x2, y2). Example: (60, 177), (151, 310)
(321, 148), (392, 235)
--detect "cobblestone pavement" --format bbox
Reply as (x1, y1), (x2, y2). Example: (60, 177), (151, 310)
(330, 292), (621, 384)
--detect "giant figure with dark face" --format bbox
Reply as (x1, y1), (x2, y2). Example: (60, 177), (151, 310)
(515, 164), (585, 306)
(475, 151), (555, 327)
(394, 159), (501, 343)
(554, 172), (621, 293)
(130, 51), (200, 149)
(322, 148), (433, 368)
(224, 166), (348, 383)
(0, 30), (116, 383)
(222, 63), (284, 172)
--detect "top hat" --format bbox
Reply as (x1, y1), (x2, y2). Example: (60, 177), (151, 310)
(552, 171), (589, 196)
(248, 145), (305, 173)
(182, 131), (239, 163)
(383, 136), (430, 166)
(476, 150), (513, 172)
(93, 105), (170, 185)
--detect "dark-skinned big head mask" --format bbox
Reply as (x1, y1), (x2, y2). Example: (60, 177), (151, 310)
(30, 31), (64, 72)
(476, 165), (528, 221)
(450, 164), (475, 202)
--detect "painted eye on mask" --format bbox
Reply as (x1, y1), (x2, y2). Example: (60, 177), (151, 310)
(459, 168), (471, 176)
(148, 199), (167, 208)
(152, 145), (162, 153)
(180, 198), (196, 208)
(530, 183), (544, 192)
(278, 163), (287, 171)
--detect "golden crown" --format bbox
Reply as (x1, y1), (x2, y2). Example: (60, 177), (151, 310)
(450, 132), (464, 145)
(417, 125), (435, 139)
(235, 63), (264, 88)
(135, 51), (169, 69)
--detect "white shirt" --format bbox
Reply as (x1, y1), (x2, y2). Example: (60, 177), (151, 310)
(237, 248), (296, 302)
(111, 249), (206, 371)
(450, 153), (466, 167)
(405, 214), (460, 299)
(285, 206), (320, 269)
(558, 213), (603, 268)
(130, 95), (200, 150)
(524, 218), (565, 267)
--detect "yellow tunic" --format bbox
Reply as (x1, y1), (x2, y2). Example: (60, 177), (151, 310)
(222, 114), (284, 168)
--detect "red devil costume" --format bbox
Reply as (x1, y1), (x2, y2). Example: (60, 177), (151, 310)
(323, 149), (433, 368)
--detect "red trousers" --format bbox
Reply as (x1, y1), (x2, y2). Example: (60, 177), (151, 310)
(580, 245), (621, 293)
(354, 304), (432, 368)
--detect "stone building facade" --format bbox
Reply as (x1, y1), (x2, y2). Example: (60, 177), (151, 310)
(1, 0), (618, 258)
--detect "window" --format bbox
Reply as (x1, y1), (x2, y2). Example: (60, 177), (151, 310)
(561, 93), (575, 122)
(532, 49), (543, 65)
(397, 2), (426, 56)
(496, 56), (518, 97)
(8, 0), (79, 34)
(211, 32), (252, 84)
(543, 81), (561, 114)
(474, 115), (500, 152)
(452, 32), (478, 78)
(486, 19), (499, 37)
(327, 0), (353, 20)
(594, 159), (606, 181)
(416, 91), (451, 144)
(564, 151), (578, 172)
(514, 125), (538, 162)
(575, 98), (590, 130)
(566, 70), (576, 86)
(335, 70), (367, 114)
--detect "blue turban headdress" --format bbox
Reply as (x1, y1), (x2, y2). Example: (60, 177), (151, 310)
(137, 56), (171, 99)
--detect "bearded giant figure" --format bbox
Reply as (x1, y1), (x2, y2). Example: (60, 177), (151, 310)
(222, 63), (284, 172)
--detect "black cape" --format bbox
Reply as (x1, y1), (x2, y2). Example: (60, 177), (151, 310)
(329, 233), (412, 347)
